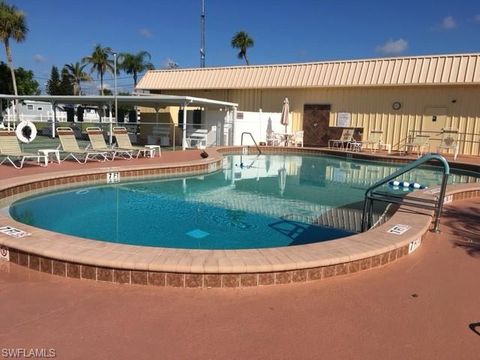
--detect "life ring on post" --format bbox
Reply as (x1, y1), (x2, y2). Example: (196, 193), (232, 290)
(15, 121), (37, 143)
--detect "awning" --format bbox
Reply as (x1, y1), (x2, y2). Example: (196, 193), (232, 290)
(0, 94), (238, 110)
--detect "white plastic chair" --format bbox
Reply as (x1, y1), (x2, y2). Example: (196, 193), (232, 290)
(403, 134), (430, 156)
(186, 129), (208, 149)
(437, 129), (459, 160)
(290, 130), (304, 147)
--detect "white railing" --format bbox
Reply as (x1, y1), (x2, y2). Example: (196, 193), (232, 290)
(2, 110), (103, 125)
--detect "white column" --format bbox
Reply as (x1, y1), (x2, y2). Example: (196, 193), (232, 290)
(231, 106), (237, 146)
(113, 53), (118, 125)
(182, 103), (188, 150)
(108, 103), (113, 145)
(51, 102), (57, 138)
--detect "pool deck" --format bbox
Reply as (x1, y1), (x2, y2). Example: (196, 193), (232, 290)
(0, 197), (478, 359)
(0, 147), (478, 288)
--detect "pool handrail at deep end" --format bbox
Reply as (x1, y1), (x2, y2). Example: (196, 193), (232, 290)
(362, 153), (450, 232)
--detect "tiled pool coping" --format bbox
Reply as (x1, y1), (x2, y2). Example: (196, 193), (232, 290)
(0, 147), (478, 288)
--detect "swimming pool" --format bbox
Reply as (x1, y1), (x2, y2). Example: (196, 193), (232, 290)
(8, 154), (479, 250)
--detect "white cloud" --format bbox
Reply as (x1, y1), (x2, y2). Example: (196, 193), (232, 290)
(376, 39), (408, 55)
(139, 28), (153, 38)
(440, 16), (457, 29)
(32, 54), (45, 63)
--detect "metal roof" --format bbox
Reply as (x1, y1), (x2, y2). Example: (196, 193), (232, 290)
(137, 53), (480, 90)
(0, 94), (237, 109)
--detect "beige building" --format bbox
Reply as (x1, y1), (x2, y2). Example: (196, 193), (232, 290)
(137, 53), (480, 155)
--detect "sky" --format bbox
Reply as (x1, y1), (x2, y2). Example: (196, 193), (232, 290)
(4, 0), (480, 94)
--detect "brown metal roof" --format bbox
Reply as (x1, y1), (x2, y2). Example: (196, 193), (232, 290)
(137, 53), (480, 90)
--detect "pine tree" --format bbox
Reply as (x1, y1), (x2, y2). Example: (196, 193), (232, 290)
(46, 66), (60, 95)
(59, 66), (73, 95)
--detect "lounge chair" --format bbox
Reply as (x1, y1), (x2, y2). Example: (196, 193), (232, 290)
(328, 128), (354, 149)
(57, 127), (109, 163)
(0, 131), (46, 169)
(86, 127), (133, 160)
(113, 126), (158, 158)
(437, 128), (459, 160)
(403, 134), (430, 156)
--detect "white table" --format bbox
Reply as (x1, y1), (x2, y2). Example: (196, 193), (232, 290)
(144, 145), (161, 158)
(37, 149), (60, 166)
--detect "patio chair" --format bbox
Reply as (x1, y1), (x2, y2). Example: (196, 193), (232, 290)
(289, 130), (304, 147)
(437, 128), (459, 160)
(113, 127), (159, 158)
(266, 132), (282, 146)
(57, 127), (109, 163)
(403, 134), (430, 156)
(328, 128), (354, 149)
(361, 130), (391, 153)
(0, 131), (46, 169)
(86, 127), (133, 160)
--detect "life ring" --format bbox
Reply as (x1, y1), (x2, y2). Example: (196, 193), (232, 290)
(15, 121), (37, 143)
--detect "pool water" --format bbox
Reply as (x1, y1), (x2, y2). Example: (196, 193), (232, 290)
(9, 154), (479, 249)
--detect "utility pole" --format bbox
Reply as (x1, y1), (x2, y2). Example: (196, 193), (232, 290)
(200, 0), (205, 67)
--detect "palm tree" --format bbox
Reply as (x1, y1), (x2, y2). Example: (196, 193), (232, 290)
(231, 31), (254, 65)
(65, 62), (91, 95)
(82, 44), (114, 95)
(0, 2), (28, 96)
(118, 51), (154, 89)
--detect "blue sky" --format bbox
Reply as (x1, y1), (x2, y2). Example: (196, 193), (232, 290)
(4, 0), (480, 93)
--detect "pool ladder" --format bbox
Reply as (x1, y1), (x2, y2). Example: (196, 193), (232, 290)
(361, 153), (450, 233)
(240, 132), (262, 155)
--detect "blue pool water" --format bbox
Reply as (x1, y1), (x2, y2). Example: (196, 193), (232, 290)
(9, 154), (479, 249)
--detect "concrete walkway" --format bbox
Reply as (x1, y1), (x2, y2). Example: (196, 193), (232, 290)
(0, 199), (479, 360)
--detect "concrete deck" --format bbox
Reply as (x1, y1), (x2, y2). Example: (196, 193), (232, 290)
(0, 198), (478, 359)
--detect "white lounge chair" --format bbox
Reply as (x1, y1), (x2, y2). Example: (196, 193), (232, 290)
(328, 128), (354, 149)
(113, 127), (158, 158)
(86, 127), (133, 160)
(0, 131), (46, 169)
(57, 127), (109, 163)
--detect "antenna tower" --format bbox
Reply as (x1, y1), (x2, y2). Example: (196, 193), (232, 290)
(200, 0), (206, 67)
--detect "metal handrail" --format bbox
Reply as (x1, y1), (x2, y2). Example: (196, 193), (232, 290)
(240, 132), (262, 155)
(361, 153), (450, 232)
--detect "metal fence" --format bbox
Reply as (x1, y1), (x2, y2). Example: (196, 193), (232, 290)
(407, 129), (480, 157)
(4, 119), (226, 152)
